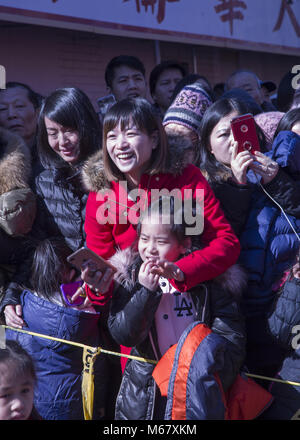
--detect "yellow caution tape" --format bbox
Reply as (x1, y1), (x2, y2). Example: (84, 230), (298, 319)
(245, 372), (300, 388)
(1, 324), (157, 420)
(2, 324), (300, 421)
(82, 346), (101, 420)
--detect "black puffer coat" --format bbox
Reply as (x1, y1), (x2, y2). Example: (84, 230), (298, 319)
(209, 179), (254, 238)
(32, 165), (87, 251)
(108, 247), (247, 420)
(261, 277), (300, 420)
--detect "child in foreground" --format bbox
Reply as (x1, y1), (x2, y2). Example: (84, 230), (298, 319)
(5, 238), (120, 420)
(108, 196), (247, 420)
(0, 340), (40, 420)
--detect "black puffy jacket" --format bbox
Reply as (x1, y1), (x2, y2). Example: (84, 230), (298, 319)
(108, 248), (247, 420)
(261, 277), (300, 420)
(32, 165), (87, 251)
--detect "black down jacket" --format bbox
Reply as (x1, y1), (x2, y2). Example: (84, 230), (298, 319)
(32, 165), (88, 251)
(261, 277), (300, 420)
(108, 247), (247, 420)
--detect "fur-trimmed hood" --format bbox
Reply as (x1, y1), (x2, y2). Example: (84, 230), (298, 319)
(81, 148), (110, 193)
(81, 134), (196, 193)
(109, 246), (247, 298)
(0, 127), (32, 195)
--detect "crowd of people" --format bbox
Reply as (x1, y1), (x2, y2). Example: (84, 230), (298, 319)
(0, 54), (299, 421)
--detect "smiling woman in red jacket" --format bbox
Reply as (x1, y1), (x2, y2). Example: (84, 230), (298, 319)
(79, 98), (240, 305)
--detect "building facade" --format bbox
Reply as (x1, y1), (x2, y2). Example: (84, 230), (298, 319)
(0, 0), (299, 108)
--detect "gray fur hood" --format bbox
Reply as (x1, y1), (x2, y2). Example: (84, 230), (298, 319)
(109, 246), (248, 298)
(0, 127), (32, 195)
(81, 134), (195, 193)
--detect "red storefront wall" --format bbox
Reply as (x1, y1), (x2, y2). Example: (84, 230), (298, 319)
(0, 21), (298, 110)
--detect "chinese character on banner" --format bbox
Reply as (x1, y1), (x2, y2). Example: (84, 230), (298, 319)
(214, 0), (247, 35)
(273, 0), (300, 37)
(123, 0), (180, 23)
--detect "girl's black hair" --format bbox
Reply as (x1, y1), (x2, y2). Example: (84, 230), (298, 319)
(0, 340), (36, 383)
(37, 87), (101, 169)
(30, 238), (76, 302)
(221, 88), (263, 116)
(137, 195), (200, 247)
(198, 96), (267, 182)
(274, 108), (300, 139)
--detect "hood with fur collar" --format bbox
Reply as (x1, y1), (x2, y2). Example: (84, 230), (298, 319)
(109, 246), (247, 299)
(81, 135), (195, 193)
(0, 127), (32, 195)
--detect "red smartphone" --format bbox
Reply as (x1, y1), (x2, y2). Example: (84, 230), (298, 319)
(60, 280), (84, 307)
(230, 113), (260, 155)
(66, 246), (117, 275)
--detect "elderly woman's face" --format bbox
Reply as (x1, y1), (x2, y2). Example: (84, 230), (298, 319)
(0, 87), (38, 144)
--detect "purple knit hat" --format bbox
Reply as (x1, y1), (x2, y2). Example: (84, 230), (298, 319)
(254, 111), (284, 150)
(163, 82), (212, 136)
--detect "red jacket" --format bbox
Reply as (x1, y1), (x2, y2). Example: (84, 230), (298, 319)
(82, 158), (240, 305)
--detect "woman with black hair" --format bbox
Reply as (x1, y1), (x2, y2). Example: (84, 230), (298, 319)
(274, 107), (300, 138)
(198, 96), (267, 237)
(1, 87), (102, 326)
(198, 96), (300, 380)
(31, 87), (101, 250)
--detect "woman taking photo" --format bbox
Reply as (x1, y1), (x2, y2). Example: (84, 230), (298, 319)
(198, 96), (300, 381)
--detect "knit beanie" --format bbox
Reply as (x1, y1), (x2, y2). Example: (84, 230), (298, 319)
(163, 82), (212, 136)
(254, 111), (284, 150)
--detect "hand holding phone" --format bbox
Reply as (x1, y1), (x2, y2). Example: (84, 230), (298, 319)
(67, 247), (116, 295)
(230, 113), (260, 155)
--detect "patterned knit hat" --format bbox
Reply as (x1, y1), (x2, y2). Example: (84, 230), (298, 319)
(163, 82), (212, 136)
(254, 111), (284, 150)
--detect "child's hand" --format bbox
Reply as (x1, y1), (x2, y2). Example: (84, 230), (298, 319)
(138, 260), (160, 291)
(70, 283), (93, 309)
(230, 140), (254, 184)
(150, 260), (184, 282)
